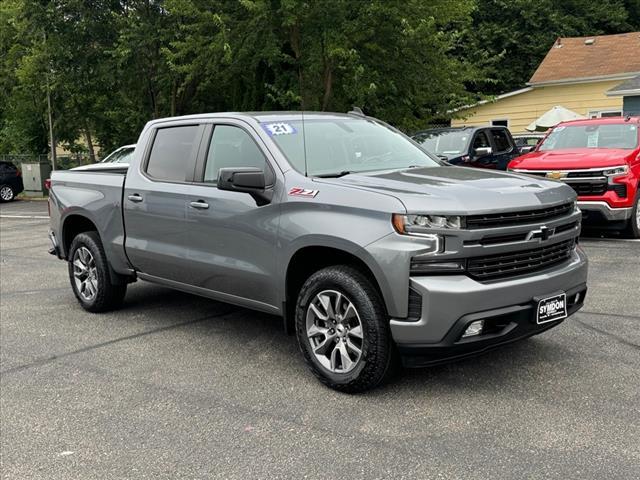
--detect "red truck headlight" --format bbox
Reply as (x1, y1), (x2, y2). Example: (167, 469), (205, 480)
(602, 165), (629, 177)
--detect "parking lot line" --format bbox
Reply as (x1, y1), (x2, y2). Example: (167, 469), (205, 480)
(0, 214), (49, 219)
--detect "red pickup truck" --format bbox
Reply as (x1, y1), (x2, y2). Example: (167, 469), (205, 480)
(508, 117), (640, 238)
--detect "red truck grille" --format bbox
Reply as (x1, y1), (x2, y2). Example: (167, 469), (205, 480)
(467, 238), (576, 280)
(568, 182), (607, 196)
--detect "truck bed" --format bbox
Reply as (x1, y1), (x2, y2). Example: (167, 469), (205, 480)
(49, 169), (131, 275)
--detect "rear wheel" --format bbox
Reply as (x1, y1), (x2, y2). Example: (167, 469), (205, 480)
(68, 231), (127, 312)
(623, 194), (640, 239)
(0, 185), (15, 202)
(295, 265), (396, 393)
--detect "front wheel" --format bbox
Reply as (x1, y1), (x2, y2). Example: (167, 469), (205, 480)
(623, 194), (640, 239)
(68, 231), (127, 312)
(295, 265), (396, 393)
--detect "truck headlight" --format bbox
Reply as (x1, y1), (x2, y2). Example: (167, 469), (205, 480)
(392, 214), (464, 235)
(602, 165), (628, 176)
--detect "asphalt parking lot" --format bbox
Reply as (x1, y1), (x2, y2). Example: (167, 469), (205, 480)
(1, 200), (639, 479)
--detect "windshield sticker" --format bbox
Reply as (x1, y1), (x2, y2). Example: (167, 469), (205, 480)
(262, 122), (297, 136)
(288, 187), (318, 198)
(587, 132), (599, 148)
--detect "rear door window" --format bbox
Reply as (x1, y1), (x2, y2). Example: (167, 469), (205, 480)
(490, 129), (512, 153)
(146, 126), (200, 182)
(0, 163), (17, 173)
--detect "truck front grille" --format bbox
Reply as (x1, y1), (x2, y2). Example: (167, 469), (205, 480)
(466, 202), (573, 229)
(569, 182), (607, 196)
(467, 238), (576, 280)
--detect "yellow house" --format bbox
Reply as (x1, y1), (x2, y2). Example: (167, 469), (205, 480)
(452, 32), (640, 133)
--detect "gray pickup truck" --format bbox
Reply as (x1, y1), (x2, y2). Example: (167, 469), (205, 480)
(48, 111), (588, 392)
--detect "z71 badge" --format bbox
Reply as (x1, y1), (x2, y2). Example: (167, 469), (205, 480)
(288, 187), (319, 198)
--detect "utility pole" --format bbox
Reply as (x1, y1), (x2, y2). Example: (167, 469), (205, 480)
(46, 81), (57, 170)
(44, 31), (56, 170)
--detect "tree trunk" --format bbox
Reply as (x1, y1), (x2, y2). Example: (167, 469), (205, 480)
(290, 22), (305, 109)
(83, 121), (96, 164)
(322, 65), (332, 111)
(171, 79), (177, 117)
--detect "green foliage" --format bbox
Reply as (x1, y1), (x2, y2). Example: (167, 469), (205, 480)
(462, 0), (638, 95)
(1, 0), (638, 157)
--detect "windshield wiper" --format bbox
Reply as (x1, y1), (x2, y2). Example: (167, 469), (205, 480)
(314, 171), (354, 178)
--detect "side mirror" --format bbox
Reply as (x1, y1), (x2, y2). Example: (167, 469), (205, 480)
(473, 146), (493, 158)
(218, 167), (273, 205)
(519, 146), (535, 154)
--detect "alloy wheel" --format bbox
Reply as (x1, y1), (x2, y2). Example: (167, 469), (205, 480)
(306, 290), (363, 373)
(0, 186), (13, 201)
(73, 246), (98, 301)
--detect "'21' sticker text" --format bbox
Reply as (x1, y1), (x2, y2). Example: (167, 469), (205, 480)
(262, 123), (297, 136)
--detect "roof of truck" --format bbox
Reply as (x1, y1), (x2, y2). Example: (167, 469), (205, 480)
(555, 116), (640, 127)
(147, 111), (369, 126)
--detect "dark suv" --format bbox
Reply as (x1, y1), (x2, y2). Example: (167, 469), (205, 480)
(413, 126), (519, 170)
(0, 162), (24, 202)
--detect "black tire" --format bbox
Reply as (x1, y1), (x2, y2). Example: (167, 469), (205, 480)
(67, 231), (127, 312)
(623, 193), (640, 239)
(0, 184), (15, 202)
(295, 265), (397, 393)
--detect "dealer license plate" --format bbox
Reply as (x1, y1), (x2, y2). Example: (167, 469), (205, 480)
(536, 293), (567, 324)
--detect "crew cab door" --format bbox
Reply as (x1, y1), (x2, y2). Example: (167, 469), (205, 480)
(488, 128), (518, 170)
(181, 120), (281, 311)
(467, 130), (497, 169)
(123, 122), (204, 283)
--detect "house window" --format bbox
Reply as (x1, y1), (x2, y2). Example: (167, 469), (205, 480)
(588, 110), (622, 119)
(491, 119), (509, 127)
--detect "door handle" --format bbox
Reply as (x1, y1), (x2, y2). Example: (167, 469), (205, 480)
(128, 194), (143, 203)
(190, 200), (209, 210)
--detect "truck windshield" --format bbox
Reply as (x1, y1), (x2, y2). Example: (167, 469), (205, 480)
(539, 123), (639, 151)
(413, 130), (471, 156)
(263, 118), (440, 176)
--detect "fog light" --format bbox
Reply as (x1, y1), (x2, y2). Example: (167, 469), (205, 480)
(462, 320), (484, 338)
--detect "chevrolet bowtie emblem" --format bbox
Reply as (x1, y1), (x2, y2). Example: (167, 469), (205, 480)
(546, 171), (566, 180)
(527, 225), (554, 242)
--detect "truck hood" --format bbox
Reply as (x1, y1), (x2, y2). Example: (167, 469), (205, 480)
(315, 166), (574, 214)
(509, 148), (634, 170)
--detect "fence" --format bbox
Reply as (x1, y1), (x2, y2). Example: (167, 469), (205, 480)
(0, 154), (88, 170)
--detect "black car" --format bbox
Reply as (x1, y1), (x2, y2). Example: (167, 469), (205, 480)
(0, 162), (24, 202)
(412, 126), (519, 170)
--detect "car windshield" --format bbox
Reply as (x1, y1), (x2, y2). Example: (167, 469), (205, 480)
(413, 130), (471, 156)
(539, 123), (639, 151)
(262, 118), (440, 176)
(113, 148), (134, 163)
(102, 147), (134, 163)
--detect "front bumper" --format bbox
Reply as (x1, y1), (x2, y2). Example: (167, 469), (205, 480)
(578, 201), (633, 222)
(391, 247), (588, 365)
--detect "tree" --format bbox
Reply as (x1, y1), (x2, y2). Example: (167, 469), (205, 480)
(462, 0), (637, 95)
(3, 0), (638, 158)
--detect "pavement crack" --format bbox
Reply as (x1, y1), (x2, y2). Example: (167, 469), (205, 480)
(579, 310), (640, 321)
(573, 318), (640, 350)
(0, 309), (237, 376)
